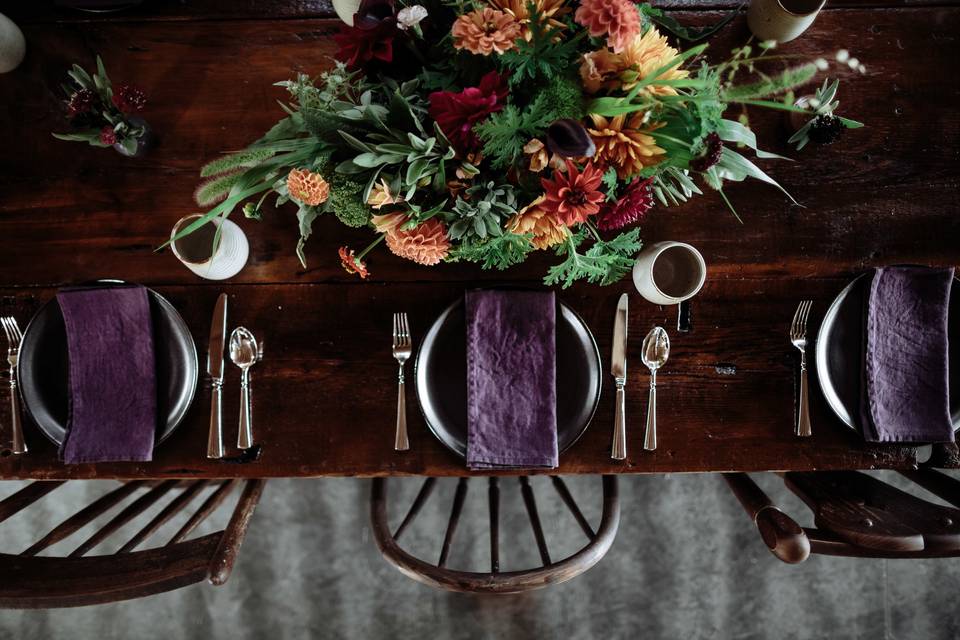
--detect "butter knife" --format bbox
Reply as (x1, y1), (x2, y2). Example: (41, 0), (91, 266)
(611, 293), (628, 460)
(207, 293), (228, 459)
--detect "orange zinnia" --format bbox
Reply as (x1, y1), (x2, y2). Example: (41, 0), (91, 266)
(540, 160), (606, 226)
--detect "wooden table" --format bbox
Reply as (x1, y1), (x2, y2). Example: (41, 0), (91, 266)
(0, 0), (957, 480)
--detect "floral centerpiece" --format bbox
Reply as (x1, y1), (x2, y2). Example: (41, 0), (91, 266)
(54, 56), (151, 157)
(181, 0), (861, 286)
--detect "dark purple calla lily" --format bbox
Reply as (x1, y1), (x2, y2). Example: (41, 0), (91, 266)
(546, 119), (596, 159)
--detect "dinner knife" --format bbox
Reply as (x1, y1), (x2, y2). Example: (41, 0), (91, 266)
(207, 293), (228, 459)
(611, 293), (628, 460)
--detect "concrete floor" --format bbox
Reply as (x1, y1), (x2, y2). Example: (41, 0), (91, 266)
(1, 473), (958, 639)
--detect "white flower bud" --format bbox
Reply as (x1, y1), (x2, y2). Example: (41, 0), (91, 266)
(398, 5), (428, 30)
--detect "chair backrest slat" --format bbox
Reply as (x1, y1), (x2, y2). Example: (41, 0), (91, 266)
(208, 480), (266, 586)
(437, 478), (468, 569)
(167, 480), (237, 545)
(488, 478), (499, 574)
(22, 481), (147, 557)
(0, 482), (65, 525)
(393, 477), (436, 542)
(519, 477), (551, 567)
(118, 481), (209, 554)
(550, 477), (595, 540)
(899, 469), (960, 509)
(70, 480), (180, 557)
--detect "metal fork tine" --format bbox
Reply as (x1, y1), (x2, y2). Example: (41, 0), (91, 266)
(789, 304), (802, 339)
(392, 313), (398, 345)
(1, 318), (9, 344)
(11, 318), (22, 343)
(401, 314), (410, 345)
(800, 300), (813, 334)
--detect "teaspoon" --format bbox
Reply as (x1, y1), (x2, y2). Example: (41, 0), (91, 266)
(641, 326), (670, 451)
(229, 327), (259, 450)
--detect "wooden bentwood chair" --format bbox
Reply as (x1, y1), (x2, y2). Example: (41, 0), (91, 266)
(0, 479), (265, 608)
(724, 470), (960, 563)
(371, 475), (619, 593)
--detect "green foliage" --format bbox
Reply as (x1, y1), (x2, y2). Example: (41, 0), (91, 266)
(638, 3), (741, 42)
(721, 64), (818, 102)
(200, 148), (278, 178)
(327, 176), (371, 228)
(545, 228), (643, 288)
(650, 166), (702, 206)
(474, 96), (553, 170)
(538, 76), (586, 122)
(445, 182), (518, 241)
(448, 232), (534, 270)
(498, 10), (581, 87)
(195, 171), (244, 207)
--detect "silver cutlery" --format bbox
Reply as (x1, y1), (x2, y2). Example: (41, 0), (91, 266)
(392, 313), (412, 451)
(790, 300), (813, 437)
(207, 293), (228, 459)
(641, 326), (670, 452)
(1, 317), (26, 454)
(230, 327), (260, 450)
(610, 294), (629, 460)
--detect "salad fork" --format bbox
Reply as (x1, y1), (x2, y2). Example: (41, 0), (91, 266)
(790, 300), (813, 438)
(392, 313), (412, 451)
(1, 317), (27, 454)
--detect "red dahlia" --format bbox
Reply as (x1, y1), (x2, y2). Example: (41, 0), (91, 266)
(428, 71), (508, 154)
(541, 160), (606, 226)
(333, 0), (399, 68)
(112, 84), (147, 113)
(596, 177), (655, 231)
(99, 126), (117, 145)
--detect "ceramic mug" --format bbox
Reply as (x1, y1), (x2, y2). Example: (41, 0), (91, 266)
(747, 0), (826, 43)
(632, 241), (707, 306)
(170, 214), (249, 281)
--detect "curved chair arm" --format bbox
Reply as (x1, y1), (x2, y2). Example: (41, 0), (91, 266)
(722, 473), (811, 564)
(370, 476), (620, 594)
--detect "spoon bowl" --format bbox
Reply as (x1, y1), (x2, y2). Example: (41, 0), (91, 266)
(229, 327), (259, 449)
(641, 327), (670, 451)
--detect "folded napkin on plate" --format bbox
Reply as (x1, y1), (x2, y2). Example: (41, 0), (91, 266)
(466, 290), (558, 469)
(859, 266), (955, 443)
(56, 285), (157, 463)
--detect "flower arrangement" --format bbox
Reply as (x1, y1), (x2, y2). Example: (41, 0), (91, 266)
(54, 56), (151, 156)
(182, 0), (862, 286)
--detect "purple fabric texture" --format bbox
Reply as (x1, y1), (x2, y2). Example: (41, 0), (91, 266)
(859, 266), (954, 443)
(56, 286), (157, 463)
(465, 290), (558, 469)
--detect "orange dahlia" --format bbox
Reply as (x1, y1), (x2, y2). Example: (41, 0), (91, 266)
(451, 8), (522, 56)
(489, 0), (570, 39)
(574, 0), (640, 53)
(508, 196), (569, 249)
(540, 160), (606, 226)
(620, 27), (689, 95)
(588, 113), (666, 179)
(579, 49), (625, 94)
(385, 218), (451, 266)
(286, 168), (330, 206)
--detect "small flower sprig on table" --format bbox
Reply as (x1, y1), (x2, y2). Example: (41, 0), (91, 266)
(53, 56), (149, 156)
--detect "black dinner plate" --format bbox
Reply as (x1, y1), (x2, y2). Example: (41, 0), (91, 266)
(415, 296), (602, 459)
(17, 284), (199, 447)
(815, 273), (960, 432)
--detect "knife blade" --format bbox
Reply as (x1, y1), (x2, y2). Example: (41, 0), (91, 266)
(611, 293), (628, 460)
(206, 293), (228, 459)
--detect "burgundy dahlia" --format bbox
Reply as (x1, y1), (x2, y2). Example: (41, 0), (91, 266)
(112, 83), (147, 113)
(99, 126), (117, 146)
(690, 132), (723, 172)
(333, 0), (399, 68)
(66, 89), (97, 118)
(596, 177), (655, 231)
(428, 71), (508, 154)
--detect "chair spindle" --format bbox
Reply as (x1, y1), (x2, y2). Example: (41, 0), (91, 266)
(488, 477), (499, 574)
(438, 478), (468, 568)
(393, 477), (436, 541)
(519, 477), (551, 567)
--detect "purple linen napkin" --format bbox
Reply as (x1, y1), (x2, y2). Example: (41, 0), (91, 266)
(859, 266), (954, 443)
(465, 290), (558, 469)
(56, 286), (157, 463)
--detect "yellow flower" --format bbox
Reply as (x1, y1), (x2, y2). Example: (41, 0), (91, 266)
(620, 27), (688, 95)
(508, 195), (569, 250)
(488, 0), (570, 39)
(367, 179), (403, 209)
(588, 113), (666, 179)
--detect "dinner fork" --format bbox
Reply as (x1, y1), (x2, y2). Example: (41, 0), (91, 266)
(790, 300), (813, 438)
(392, 313), (412, 451)
(1, 317), (27, 454)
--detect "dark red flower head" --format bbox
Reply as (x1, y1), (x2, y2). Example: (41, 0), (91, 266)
(690, 132), (722, 172)
(334, 0), (399, 68)
(99, 126), (117, 146)
(112, 84), (147, 113)
(428, 71), (508, 154)
(596, 177), (655, 231)
(66, 89), (97, 118)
